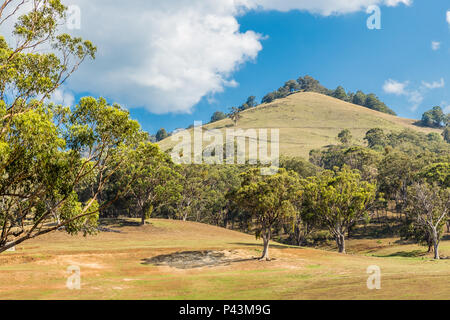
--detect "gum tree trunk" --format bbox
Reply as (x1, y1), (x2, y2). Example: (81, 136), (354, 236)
(336, 233), (346, 254)
(432, 228), (440, 260)
(260, 230), (271, 261)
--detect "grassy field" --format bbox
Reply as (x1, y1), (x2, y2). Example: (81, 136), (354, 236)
(159, 92), (442, 158)
(1, 219), (448, 300)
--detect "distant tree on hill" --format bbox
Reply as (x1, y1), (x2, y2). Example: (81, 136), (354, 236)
(297, 75), (328, 94)
(262, 92), (276, 104)
(421, 106), (445, 128)
(352, 91), (366, 106)
(333, 86), (348, 101)
(231, 169), (300, 260)
(285, 80), (301, 93)
(260, 75), (396, 115)
(364, 93), (397, 115)
(210, 111), (227, 123)
(229, 107), (242, 126)
(338, 129), (353, 145)
(156, 128), (169, 141)
(239, 96), (258, 111)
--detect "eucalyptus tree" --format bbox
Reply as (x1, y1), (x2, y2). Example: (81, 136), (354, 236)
(301, 167), (376, 253)
(231, 168), (300, 261)
(406, 183), (449, 260)
(121, 142), (182, 225)
(0, 1), (146, 253)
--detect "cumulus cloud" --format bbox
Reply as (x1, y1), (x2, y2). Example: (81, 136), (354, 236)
(431, 41), (441, 51)
(32, 0), (408, 113)
(422, 78), (445, 89)
(447, 11), (450, 25)
(383, 78), (445, 111)
(383, 79), (409, 95)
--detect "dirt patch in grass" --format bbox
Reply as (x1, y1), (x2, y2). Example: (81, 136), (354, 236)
(142, 250), (256, 269)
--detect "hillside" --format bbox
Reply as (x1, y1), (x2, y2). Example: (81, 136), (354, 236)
(1, 219), (448, 300)
(159, 92), (442, 158)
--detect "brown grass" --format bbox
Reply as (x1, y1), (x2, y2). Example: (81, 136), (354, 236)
(0, 219), (448, 300)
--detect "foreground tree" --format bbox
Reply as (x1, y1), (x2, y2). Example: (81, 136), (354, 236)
(0, 2), (148, 253)
(302, 167), (376, 253)
(1, 97), (143, 253)
(118, 142), (182, 225)
(406, 183), (449, 260)
(231, 169), (299, 260)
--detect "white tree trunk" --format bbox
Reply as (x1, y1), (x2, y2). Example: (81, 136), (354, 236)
(260, 231), (271, 261)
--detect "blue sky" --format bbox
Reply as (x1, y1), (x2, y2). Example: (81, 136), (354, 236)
(67, 0), (450, 135)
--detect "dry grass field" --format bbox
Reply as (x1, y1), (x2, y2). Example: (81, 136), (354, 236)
(159, 92), (442, 158)
(1, 219), (448, 300)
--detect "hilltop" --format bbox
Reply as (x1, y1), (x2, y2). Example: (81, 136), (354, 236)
(159, 92), (442, 158)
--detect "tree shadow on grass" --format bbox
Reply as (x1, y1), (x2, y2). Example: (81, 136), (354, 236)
(141, 250), (258, 269)
(374, 250), (427, 258)
(230, 242), (303, 250)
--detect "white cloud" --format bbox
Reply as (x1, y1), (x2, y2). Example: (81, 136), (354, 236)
(447, 11), (450, 25)
(1, 0), (411, 114)
(383, 78), (445, 111)
(422, 78), (445, 89)
(383, 79), (409, 95)
(431, 41), (441, 51)
(246, 0), (411, 15)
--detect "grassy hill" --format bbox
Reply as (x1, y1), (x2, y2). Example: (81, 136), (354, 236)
(159, 92), (442, 158)
(1, 219), (448, 300)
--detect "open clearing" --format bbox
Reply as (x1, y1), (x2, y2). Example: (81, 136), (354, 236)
(0, 219), (448, 300)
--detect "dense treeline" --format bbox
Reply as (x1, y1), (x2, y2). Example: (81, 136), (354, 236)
(97, 127), (449, 259)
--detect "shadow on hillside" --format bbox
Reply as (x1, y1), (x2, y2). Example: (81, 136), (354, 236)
(141, 250), (257, 269)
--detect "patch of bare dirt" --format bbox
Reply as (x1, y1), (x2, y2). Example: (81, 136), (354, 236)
(142, 250), (255, 269)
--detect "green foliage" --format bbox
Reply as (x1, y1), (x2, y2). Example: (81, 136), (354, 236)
(337, 129), (352, 145)
(419, 163), (450, 188)
(210, 111), (227, 123)
(406, 183), (449, 259)
(229, 107), (242, 126)
(300, 167), (377, 253)
(421, 106), (445, 128)
(333, 86), (348, 101)
(238, 96), (258, 111)
(280, 156), (319, 179)
(442, 127), (450, 143)
(230, 169), (300, 259)
(156, 128), (169, 142)
(363, 94), (396, 115)
(364, 128), (387, 149)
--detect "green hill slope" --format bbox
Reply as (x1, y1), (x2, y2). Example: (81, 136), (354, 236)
(159, 92), (442, 158)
